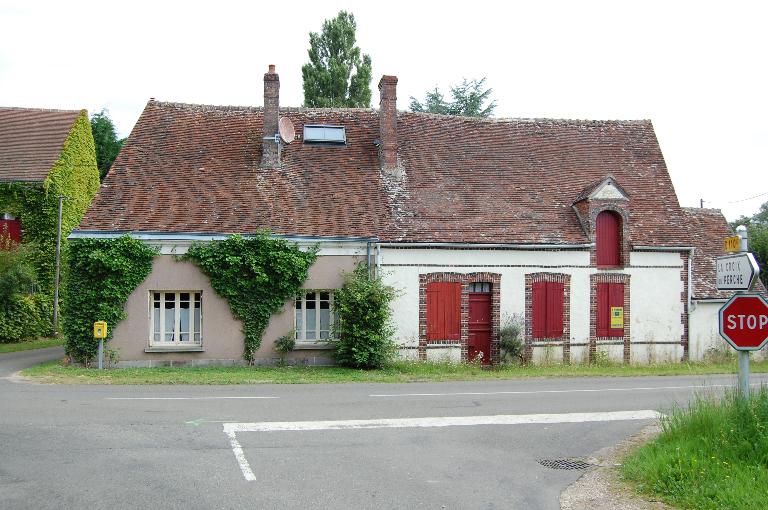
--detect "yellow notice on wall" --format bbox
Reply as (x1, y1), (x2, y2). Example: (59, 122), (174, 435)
(610, 307), (624, 328)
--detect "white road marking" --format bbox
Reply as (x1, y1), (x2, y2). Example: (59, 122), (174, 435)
(106, 396), (278, 400)
(369, 383), (736, 398)
(223, 410), (660, 481)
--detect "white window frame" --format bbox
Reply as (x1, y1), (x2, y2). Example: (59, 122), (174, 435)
(149, 291), (203, 346)
(295, 290), (336, 345)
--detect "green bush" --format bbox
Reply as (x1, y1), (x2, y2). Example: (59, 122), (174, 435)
(499, 312), (525, 363)
(622, 388), (768, 509)
(333, 264), (397, 369)
(63, 237), (156, 362)
(0, 294), (52, 343)
(184, 233), (317, 362)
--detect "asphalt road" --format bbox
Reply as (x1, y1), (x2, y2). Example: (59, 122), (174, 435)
(1, 349), (762, 510)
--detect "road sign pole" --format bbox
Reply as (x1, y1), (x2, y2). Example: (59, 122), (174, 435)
(739, 351), (750, 398)
(737, 225), (749, 399)
(98, 339), (104, 370)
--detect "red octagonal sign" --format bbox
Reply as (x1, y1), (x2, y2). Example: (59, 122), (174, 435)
(718, 294), (768, 351)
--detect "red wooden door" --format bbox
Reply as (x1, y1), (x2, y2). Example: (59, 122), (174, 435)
(468, 291), (492, 364)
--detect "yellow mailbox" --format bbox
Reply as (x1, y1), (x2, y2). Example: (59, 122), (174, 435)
(93, 321), (108, 339)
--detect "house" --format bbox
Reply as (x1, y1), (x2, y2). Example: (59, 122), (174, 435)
(684, 207), (767, 360)
(0, 107), (100, 289)
(73, 66), (728, 366)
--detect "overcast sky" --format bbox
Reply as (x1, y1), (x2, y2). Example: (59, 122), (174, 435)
(1, 0), (765, 221)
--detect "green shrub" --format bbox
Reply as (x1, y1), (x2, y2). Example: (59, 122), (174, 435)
(274, 331), (295, 366)
(499, 312), (525, 363)
(0, 294), (52, 343)
(333, 264), (397, 369)
(185, 233), (316, 362)
(622, 388), (768, 509)
(63, 237), (156, 362)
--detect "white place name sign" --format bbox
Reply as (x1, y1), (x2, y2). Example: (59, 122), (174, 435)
(716, 252), (759, 291)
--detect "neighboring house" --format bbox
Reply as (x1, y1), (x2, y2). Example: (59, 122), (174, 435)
(73, 67), (725, 366)
(683, 207), (767, 360)
(0, 107), (100, 290)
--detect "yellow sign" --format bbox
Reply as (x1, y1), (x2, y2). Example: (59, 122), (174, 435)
(610, 307), (624, 328)
(93, 321), (108, 339)
(724, 236), (740, 253)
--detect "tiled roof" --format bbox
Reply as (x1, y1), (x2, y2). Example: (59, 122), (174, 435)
(78, 100), (692, 246)
(0, 107), (82, 182)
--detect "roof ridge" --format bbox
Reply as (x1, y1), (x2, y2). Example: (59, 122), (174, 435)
(681, 207), (724, 214)
(401, 110), (652, 125)
(0, 106), (82, 114)
(150, 100), (377, 114)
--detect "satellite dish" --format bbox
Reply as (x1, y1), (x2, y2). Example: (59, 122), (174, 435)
(278, 117), (295, 144)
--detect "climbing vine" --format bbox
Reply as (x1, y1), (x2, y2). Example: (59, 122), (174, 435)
(63, 237), (157, 362)
(0, 110), (100, 292)
(184, 233), (317, 362)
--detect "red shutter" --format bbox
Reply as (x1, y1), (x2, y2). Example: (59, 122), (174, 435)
(546, 282), (564, 338)
(596, 212), (621, 267)
(426, 282), (461, 341)
(608, 283), (624, 337)
(0, 219), (21, 248)
(596, 283), (609, 337)
(532, 281), (547, 338)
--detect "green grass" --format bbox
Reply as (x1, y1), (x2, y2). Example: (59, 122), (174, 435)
(0, 337), (64, 354)
(622, 387), (768, 509)
(20, 358), (768, 385)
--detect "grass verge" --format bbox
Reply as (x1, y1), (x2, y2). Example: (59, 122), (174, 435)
(0, 338), (64, 355)
(20, 358), (768, 385)
(621, 387), (768, 509)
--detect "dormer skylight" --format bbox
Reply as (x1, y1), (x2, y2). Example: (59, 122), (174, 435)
(303, 125), (346, 145)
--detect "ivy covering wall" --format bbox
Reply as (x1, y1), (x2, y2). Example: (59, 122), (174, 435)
(0, 111), (100, 292)
(63, 237), (157, 362)
(184, 233), (317, 361)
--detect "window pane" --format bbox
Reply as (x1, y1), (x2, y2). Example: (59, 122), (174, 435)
(194, 299), (201, 336)
(153, 298), (160, 334)
(179, 299), (190, 342)
(164, 293), (176, 341)
(305, 293), (316, 307)
(320, 307), (330, 337)
(295, 302), (303, 340)
(319, 291), (330, 301)
(306, 308), (316, 340)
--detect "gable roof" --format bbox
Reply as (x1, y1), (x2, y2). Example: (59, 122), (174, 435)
(77, 100), (691, 246)
(683, 207), (767, 299)
(0, 107), (83, 182)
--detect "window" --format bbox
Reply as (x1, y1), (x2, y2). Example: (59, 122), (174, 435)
(295, 291), (335, 343)
(426, 281), (461, 341)
(303, 125), (346, 144)
(596, 283), (624, 337)
(469, 282), (491, 293)
(596, 211), (621, 267)
(150, 292), (202, 345)
(532, 281), (564, 339)
(0, 213), (21, 248)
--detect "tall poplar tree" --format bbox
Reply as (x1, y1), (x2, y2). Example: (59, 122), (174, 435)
(90, 110), (124, 180)
(302, 11), (372, 108)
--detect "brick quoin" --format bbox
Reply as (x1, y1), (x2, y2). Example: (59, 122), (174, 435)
(419, 272), (501, 364)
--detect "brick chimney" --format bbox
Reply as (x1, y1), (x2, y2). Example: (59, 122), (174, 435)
(378, 75), (398, 171)
(261, 64), (280, 168)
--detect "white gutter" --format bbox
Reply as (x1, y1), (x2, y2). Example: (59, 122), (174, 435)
(68, 230), (378, 244)
(633, 246), (695, 251)
(378, 242), (594, 249)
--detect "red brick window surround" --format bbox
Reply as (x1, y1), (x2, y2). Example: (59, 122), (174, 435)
(418, 272), (501, 363)
(589, 273), (631, 363)
(524, 273), (572, 362)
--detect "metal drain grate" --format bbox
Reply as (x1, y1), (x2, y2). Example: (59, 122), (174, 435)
(537, 458), (592, 470)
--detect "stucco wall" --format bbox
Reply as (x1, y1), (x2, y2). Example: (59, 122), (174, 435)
(112, 254), (359, 365)
(381, 247), (685, 364)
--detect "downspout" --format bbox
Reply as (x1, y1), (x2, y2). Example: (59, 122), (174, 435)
(366, 242), (372, 279)
(376, 243), (382, 278)
(686, 247), (694, 362)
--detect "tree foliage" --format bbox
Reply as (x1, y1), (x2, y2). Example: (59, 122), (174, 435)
(730, 200), (768, 288)
(302, 11), (372, 108)
(332, 264), (397, 369)
(410, 78), (497, 118)
(90, 110), (124, 180)
(185, 233), (317, 362)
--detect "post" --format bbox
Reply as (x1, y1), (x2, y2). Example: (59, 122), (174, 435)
(52, 195), (64, 336)
(736, 224), (749, 398)
(98, 339), (104, 370)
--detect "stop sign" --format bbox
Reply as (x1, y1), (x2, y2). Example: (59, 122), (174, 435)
(718, 294), (768, 351)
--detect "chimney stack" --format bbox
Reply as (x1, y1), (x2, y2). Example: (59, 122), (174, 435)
(378, 75), (398, 171)
(261, 64), (280, 168)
